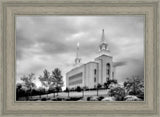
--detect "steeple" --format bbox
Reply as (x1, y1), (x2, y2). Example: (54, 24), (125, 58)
(99, 29), (111, 56)
(101, 29), (105, 43)
(75, 42), (81, 65)
(77, 42), (79, 58)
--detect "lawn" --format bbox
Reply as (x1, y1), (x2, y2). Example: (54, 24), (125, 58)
(25, 89), (110, 101)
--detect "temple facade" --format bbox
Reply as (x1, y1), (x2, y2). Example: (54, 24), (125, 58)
(66, 30), (116, 89)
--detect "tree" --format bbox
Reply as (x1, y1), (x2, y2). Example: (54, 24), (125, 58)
(38, 87), (45, 99)
(39, 68), (63, 98)
(16, 83), (22, 100)
(16, 83), (22, 89)
(75, 86), (82, 92)
(48, 86), (56, 98)
(104, 79), (118, 89)
(32, 87), (39, 96)
(65, 87), (70, 98)
(82, 86), (88, 97)
(97, 83), (102, 96)
(20, 73), (36, 100)
(108, 87), (125, 101)
(123, 76), (144, 99)
(39, 69), (52, 98)
(16, 84), (27, 101)
(51, 68), (63, 96)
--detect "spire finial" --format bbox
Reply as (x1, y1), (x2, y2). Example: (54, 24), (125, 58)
(99, 29), (111, 56)
(76, 42), (79, 58)
(101, 29), (105, 42)
(75, 42), (81, 65)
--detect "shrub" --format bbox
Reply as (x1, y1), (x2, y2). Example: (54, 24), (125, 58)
(75, 86), (82, 92)
(48, 86), (56, 93)
(41, 98), (47, 101)
(124, 95), (142, 101)
(98, 96), (104, 101)
(97, 83), (102, 89)
(66, 97), (82, 101)
(83, 86), (89, 91)
(104, 79), (118, 89)
(108, 87), (125, 101)
(65, 87), (69, 92)
(87, 97), (91, 101)
(124, 76), (144, 100)
(70, 87), (75, 91)
(56, 98), (63, 101)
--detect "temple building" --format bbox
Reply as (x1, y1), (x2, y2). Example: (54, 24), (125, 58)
(66, 29), (116, 89)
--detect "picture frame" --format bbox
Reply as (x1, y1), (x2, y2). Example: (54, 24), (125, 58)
(0, 0), (159, 117)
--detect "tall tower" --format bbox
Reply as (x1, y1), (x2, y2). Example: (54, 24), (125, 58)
(99, 29), (111, 56)
(75, 42), (81, 65)
(95, 29), (113, 84)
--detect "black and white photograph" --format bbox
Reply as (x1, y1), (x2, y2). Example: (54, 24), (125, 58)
(16, 16), (144, 101)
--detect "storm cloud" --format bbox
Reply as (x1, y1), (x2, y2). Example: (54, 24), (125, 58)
(16, 16), (144, 87)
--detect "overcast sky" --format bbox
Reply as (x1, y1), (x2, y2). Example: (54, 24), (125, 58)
(16, 15), (144, 88)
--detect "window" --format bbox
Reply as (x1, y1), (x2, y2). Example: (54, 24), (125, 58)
(106, 63), (110, 75)
(94, 69), (96, 75)
(94, 77), (96, 82)
(69, 79), (82, 86)
(69, 72), (83, 80)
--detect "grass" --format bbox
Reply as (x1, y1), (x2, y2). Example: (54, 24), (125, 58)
(20, 89), (110, 101)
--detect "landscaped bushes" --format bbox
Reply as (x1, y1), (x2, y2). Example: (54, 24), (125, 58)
(16, 84), (47, 101)
(108, 87), (125, 101)
(124, 95), (142, 101)
(106, 76), (144, 101)
(75, 86), (82, 92)
(123, 76), (144, 100)
(104, 79), (118, 89)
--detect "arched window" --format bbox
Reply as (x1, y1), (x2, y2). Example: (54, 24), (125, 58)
(106, 63), (110, 75)
(106, 63), (110, 82)
(94, 77), (96, 82)
(94, 69), (96, 75)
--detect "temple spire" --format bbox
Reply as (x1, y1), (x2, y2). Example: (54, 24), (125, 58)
(75, 42), (81, 65)
(99, 29), (111, 56)
(101, 29), (105, 43)
(76, 42), (79, 58)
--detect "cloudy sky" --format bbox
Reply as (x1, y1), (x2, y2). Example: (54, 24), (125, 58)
(16, 15), (144, 88)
